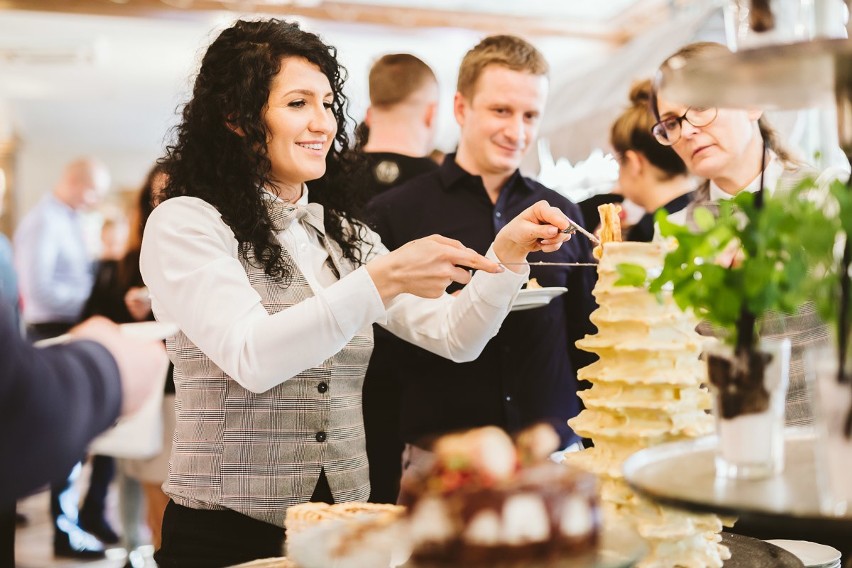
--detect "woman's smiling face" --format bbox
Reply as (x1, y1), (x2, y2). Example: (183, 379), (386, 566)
(263, 56), (337, 194)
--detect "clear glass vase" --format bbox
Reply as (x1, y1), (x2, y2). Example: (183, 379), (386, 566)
(805, 343), (852, 516)
(724, 0), (816, 51)
(707, 337), (791, 480)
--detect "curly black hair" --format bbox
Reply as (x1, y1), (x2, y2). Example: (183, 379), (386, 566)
(160, 18), (370, 283)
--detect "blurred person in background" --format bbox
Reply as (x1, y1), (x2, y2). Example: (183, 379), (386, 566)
(359, 53), (441, 198)
(0, 307), (168, 503)
(0, 178), (16, 324)
(13, 157), (115, 559)
(0, 167), (20, 568)
(610, 78), (693, 242)
(357, 53), (443, 504)
(366, 35), (598, 496)
(650, 41), (835, 425)
(82, 164), (174, 567)
(99, 213), (130, 262)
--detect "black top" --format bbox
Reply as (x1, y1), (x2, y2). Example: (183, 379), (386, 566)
(0, 302), (122, 504)
(83, 253), (175, 394)
(626, 192), (694, 243)
(365, 155), (598, 448)
(362, 152), (439, 199)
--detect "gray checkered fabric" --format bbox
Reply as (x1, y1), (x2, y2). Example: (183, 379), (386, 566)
(163, 203), (375, 527)
(687, 165), (834, 427)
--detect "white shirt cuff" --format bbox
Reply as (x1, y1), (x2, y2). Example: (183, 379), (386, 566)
(323, 265), (388, 332)
(467, 245), (529, 308)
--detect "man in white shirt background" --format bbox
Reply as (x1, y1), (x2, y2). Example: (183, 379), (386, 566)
(13, 157), (116, 559)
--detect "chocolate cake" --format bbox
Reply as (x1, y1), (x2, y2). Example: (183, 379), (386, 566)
(402, 426), (600, 566)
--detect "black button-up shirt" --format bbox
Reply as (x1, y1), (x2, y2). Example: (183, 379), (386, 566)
(365, 155), (598, 447)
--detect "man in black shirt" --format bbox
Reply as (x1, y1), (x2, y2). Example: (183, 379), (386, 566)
(358, 54), (442, 504)
(359, 53), (441, 198)
(366, 35), (597, 498)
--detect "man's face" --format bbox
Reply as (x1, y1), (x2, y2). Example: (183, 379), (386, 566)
(71, 168), (110, 211)
(454, 65), (548, 176)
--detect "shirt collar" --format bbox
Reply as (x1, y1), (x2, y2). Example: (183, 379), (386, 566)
(708, 152), (783, 201)
(263, 184), (310, 206)
(438, 153), (535, 195)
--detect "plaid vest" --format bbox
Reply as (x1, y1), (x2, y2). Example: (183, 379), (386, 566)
(163, 206), (374, 527)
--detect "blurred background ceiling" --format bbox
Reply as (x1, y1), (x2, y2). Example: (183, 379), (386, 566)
(0, 0), (716, 218)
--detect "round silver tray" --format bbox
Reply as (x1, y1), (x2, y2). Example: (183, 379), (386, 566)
(405, 521), (646, 568)
(623, 428), (852, 548)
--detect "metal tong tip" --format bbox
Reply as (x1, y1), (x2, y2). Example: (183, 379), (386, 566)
(560, 219), (601, 245)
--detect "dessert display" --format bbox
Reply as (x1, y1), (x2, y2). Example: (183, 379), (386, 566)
(402, 425), (600, 566)
(284, 502), (408, 568)
(564, 235), (729, 568)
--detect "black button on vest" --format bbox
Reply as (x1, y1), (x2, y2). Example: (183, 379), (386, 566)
(317, 382), (328, 393)
(315, 431), (327, 443)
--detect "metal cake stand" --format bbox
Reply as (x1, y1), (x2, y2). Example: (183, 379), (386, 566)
(649, 26), (852, 558)
(623, 429), (852, 554)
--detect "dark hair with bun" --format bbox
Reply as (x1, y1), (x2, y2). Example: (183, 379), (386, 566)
(610, 79), (687, 179)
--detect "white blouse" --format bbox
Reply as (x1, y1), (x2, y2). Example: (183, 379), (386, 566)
(140, 193), (528, 394)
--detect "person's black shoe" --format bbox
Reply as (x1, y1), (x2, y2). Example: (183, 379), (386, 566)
(78, 515), (121, 545)
(53, 519), (106, 560)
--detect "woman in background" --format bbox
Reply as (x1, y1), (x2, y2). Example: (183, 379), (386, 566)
(650, 41), (832, 426)
(83, 164), (173, 566)
(610, 78), (694, 242)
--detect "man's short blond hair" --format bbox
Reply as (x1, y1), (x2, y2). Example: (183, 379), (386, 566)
(457, 35), (548, 100)
(369, 53), (437, 108)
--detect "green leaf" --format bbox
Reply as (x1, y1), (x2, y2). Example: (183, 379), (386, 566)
(692, 207), (716, 231)
(646, 173), (850, 348)
(615, 263), (648, 287)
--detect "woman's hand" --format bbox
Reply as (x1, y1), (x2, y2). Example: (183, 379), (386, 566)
(124, 287), (152, 322)
(494, 200), (572, 269)
(367, 235), (502, 302)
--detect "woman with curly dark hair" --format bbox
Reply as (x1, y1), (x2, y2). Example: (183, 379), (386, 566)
(140, 18), (574, 566)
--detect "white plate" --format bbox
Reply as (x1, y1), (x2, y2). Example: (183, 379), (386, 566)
(34, 321), (179, 347)
(511, 286), (568, 312)
(765, 539), (842, 567)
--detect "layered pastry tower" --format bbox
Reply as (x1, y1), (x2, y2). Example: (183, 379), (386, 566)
(565, 241), (729, 568)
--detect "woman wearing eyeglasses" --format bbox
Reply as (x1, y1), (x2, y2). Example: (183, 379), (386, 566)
(650, 41), (829, 426)
(650, 42), (806, 228)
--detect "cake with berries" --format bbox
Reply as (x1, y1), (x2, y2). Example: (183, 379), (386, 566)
(402, 425), (600, 566)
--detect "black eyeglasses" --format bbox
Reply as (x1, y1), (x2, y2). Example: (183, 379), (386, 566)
(651, 107), (718, 146)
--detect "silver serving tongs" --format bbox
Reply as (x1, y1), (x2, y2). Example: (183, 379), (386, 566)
(560, 217), (601, 245)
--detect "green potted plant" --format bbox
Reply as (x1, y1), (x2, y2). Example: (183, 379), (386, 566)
(615, 179), (839, 478)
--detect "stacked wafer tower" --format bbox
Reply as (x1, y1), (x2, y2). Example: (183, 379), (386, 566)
(564, 240), (730, 568)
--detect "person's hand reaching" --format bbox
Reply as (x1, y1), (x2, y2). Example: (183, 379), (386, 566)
(124, 286), (152, 322)
(69, 316), (169, 416)
(493, 200), (573, 270)
(367, 235), (502, 302)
